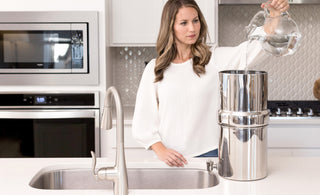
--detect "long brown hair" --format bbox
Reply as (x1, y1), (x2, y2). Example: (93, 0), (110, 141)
(154, 0), (211, 82)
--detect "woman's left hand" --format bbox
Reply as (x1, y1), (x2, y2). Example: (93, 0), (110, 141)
(261, 0), (290, 17)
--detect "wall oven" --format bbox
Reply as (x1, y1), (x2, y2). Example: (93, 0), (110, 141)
(0, 11), (99, 85)
(0, 92), (100, 158)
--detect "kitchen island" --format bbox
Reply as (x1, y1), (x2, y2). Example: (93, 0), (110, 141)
(0, 155), (319, 195)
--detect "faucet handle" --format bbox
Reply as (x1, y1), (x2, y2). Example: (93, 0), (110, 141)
(90, 151), (98, 179)
(206, 160), (218, 172)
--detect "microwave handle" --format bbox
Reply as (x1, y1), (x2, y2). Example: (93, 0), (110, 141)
(0, 110), (98, 119)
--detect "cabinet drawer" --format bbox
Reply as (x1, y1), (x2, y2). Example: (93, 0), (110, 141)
(268, 123), (320, 148)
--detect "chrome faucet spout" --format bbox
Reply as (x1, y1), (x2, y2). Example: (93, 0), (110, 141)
(91, 86), (128, 195)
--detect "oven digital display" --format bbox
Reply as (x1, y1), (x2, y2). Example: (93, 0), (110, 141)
(35, 96), (47, 104)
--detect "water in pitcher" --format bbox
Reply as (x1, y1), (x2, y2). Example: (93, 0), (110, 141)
(248, 32), (301, 57)
(245, 5), (301, 60)
(243, 32), (300, 73)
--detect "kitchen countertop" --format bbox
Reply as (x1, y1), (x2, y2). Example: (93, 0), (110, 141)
(1, 155), (320, 195)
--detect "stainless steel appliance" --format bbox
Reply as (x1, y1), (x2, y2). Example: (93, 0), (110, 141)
(0, 11), (99, 85)
(218, 70), (269, 181)
(268, 101), (320, 118)
(0, 92), (100, 158)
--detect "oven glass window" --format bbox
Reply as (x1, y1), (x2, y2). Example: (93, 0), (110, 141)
(0, 118), (95, 158)
(0, 30), (84, 71)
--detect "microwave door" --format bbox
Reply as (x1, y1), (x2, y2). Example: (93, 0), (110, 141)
(0, 23), (88, 74)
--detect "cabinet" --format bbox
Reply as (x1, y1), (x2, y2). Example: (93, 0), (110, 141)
(109, 0), (218, 46)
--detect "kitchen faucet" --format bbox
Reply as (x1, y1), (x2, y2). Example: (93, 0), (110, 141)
(91, 86), (128, 195)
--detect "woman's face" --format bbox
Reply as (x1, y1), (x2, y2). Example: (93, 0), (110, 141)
(173, 6), (201, 48)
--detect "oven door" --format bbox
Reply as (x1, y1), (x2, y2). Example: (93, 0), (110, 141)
(0, 23), (88, 73)
(0, 109), (99, 158)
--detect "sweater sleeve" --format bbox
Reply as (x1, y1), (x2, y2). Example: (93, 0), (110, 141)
(213, 28), (268, 71)
(132, 59), (162, 150)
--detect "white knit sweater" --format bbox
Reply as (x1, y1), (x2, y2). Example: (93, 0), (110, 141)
(132, 40), (267, 157)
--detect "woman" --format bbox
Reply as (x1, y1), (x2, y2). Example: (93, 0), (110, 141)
(132, 0), (289, 167)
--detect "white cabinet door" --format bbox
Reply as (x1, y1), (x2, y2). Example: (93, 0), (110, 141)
(196, 0), (218, 46)
(109, 0), (217, 46)
(110, 0), (166, 46)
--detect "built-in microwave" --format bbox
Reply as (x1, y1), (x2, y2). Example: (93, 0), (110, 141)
(0, 23), (88, 73)
(0, 11), (99, 85)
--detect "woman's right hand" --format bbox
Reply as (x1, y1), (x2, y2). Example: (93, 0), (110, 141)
(261, 0), (289, 17)
(151, 142), (188, 167)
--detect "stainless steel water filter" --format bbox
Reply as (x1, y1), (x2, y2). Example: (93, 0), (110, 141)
(218, 70), (269, 181)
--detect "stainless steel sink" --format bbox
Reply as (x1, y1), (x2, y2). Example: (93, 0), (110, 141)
(29, 167), (219, 190)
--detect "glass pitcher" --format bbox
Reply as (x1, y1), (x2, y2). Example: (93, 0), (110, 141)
(246, 5), (301, 57)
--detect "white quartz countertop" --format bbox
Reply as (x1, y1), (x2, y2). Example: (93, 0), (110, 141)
(1, 155), (320, 195)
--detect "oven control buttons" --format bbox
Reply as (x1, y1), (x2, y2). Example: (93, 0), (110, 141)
(268, 101), (319, 118)
(296, 108), (303, 116)
(276, 108), (281, 116)
(47, 96), (52, 104)
(22, 96), (34, 104)
(0, 93), (94, 106)
(286, 108), (292, 116)
(307, 108), (314, 116)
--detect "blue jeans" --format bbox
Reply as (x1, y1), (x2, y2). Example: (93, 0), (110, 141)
(195, 149), (218, 157)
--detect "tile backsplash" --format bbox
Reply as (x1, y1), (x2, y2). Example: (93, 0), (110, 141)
(111, 47), (157, 107)
(112, 5), (320, 107)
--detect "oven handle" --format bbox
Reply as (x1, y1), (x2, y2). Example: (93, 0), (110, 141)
(0, 109), (99, 119)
